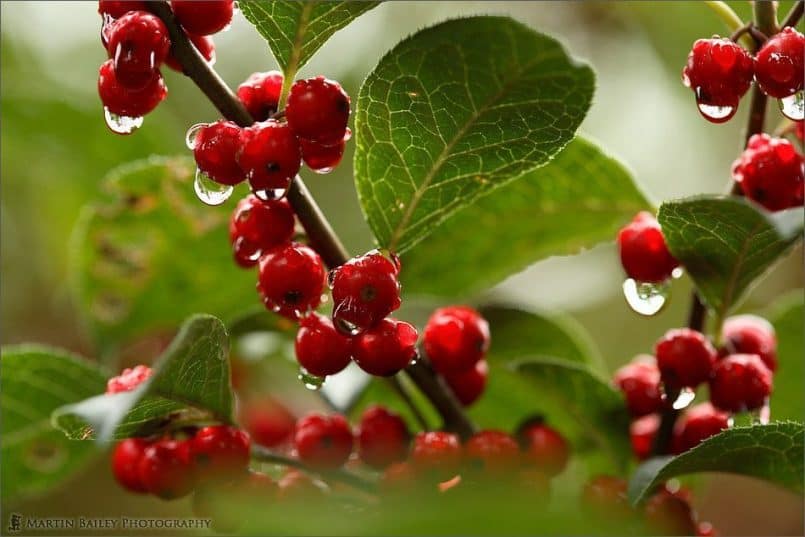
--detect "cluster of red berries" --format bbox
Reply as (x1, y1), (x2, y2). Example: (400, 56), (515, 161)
(614, 315), (775, 459)
(617, 211), (679, 284)
(731, 133), (804, 211)
(97, 1), (227, 125)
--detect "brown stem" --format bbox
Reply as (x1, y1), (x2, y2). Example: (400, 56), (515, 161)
(405, 358), (477, 440)
(385, 376), (430, 431)
(781, 0), (804, 28)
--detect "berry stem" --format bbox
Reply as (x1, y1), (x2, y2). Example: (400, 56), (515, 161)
(781, 0), (804, 29)
(704, 1), (755, 49)
(384, 376), (431, 431)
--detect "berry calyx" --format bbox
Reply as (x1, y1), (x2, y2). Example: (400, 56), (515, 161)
(613, 357), (664, 417)
(356, 405), (410, 469)
(190, 425), (251, 481)
(193, 120), (244, 186)
(720, 314), (777, 372)
(423, 306), (490, 374)
(643, 490), (697, 536)
(654, 328), (717, 390)
(731, 133), (804, 211)
(165, 32), (215, 72)
(442, 359), (488, 407)
(237, 71), (284, 122)
(111, 438), (150, 493)
(410, 431), (462, 481)
(709, 353), (773, 412)
(617, 212), (679, 283)
(98, 59), (167, 118)
(98, 0), (146, 19)
(754, 27), (805, 98)
(257, 242), (326, 320)
(286, 76), (350, 146)
(463, 430), (520, 475)
(293, 413), (354, 470)
(106, 364), (152, 394)
(300, 133), (348, 172)
(229, 195), (295, 268)
(516, 420), (569, 477)
(330, 251), (401, 334)
(138, 439), (196, 499)
(106, 11), (170, 90)
(351, 318), (418, 376)
(295, 312), (353, 377)
(170, 0), (234, 36)
(237, 120), (302, 193)
(671, 402), (730, 454)
(630, 413), (659, 461)
(239, 398), (296, 448)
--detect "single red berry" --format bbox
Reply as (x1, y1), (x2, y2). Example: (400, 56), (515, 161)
(582, 475), (630, 516)
(190, 425), (251, 481)
(754, 27), (805, 98)
(98, 59), (167, 118)
(732, 134), (804, 211)
(443, 359), (488, 407)
(654, 328), (717, 390)
(410, 431), (462, 481)
(630, 414), (659, 461)
(463, 430), (520, 475)
(613, 356), (664, 417)
(357, 405), (410, 469)
(720, 314), (777, 372)
(300, 133), (348, 172)
(106, 11), (170, 90)
(617, 212), (679, 283)
(294, 413), (354, 470)
(644, 490), (697, 536)
(330, 251), (401, 334)
(239, 398), (296, 448)
(277, 469), (324, 500)
(111, 438), (150, 493)
(709, 353), (773, 412)
(106, 364), (152, 394)
(671, 402), (730, 454)
(138, 439), (196, 499)
(170, 0), (233, 35)
(165, 32), (215, 72)
(295, 313), (353, 377)
(285, 76), (350, 146)
(516, 420), (569, 477)
(229, 195), (295, 268)
(98, 0), (146, 19)
(351, 318), (418, 376)
(193, 120), (244, 186)
(237, 71), (284, 122)
(257, 242), (326, 320)
(237, 120), (302, 193)
(423, 306), (490, 374)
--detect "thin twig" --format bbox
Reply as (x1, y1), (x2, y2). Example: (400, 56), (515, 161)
(405, 358), (477, 440)
(781, 0), (804, 28)
(385, 376), (430, 431)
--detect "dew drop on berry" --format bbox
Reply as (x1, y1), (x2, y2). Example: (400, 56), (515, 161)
(312, 165), (334, 175)
(333, 315), (361, 336)
(672, 387), (696, 410)
(104, 107), (143, 135)
(298, 368), (326, 391)
(696, 100), (737, 123)
(253, 187), (288, 201)
(185, 123), (207, 150)
(194, 168), (234, 206)
(622, 278), (670, 316)
(779, 91), (804, 121)
(752, 399), (771, 425)
(671, 267), (685, 280)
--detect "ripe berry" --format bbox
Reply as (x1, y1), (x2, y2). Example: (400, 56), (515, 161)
(330, 251), (401, 334)
(357, 406), (410, 469)
(170, 0), (234, 35)
(617, 212), (679, 283)
(106, 11), (170, 90)
(721, 314), (777, 372)
(351, 318), (418, 376)
(672, 403), (730, 454)
(423, 306), (490, 374)
(193, 120), (244, 185)
(239, 398), (296, 448)
(630, 413), (659, 460)
(111, 438), (150, 493)
(286, 76), (350, 146)
(709, 354), (773, 412)
(165, 32), (215, 72)
(643, 490), (697, 536)
(190, 425), (251, 481)
(410, 431), (462, 481)
(613, 357), (663, 417)
(731, 134), (804, 211)
(754, 27), (805, 98)
(654, 328), (717, 390)
(257, 242), (326, 320)
(229, 195), (295, 268)
(294, 413), (354, 470)
(443, 359), (488, 407)
(98, 0), (146, 19)
(98, 59), (167, 118)
(237, 120), (302, 193)
(463, 430), (520, 475)
(300, 134), (347, 172)
(295, 313), (353, 377)
(138, 439), (196, 499)
(106, 364), (152, 394)
(516, 420), (569, 477)
(237, 71), (284, 122)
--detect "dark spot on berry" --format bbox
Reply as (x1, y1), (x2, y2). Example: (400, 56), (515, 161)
(336, 97), (349, 114)
(752, 188), (766, 200)
(266, 161), (281, 173)
(196, 453), (211, 466)
(321, 435), (333, 449)
(360, 285), (377, 302)
(284, 290), (302, 304)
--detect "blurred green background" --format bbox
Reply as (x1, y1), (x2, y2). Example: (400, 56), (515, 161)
(1, 1), (802, 535)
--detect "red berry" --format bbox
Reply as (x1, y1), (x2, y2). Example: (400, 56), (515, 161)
(165, 32), (215, 72)
(239, 398), (296, 448)
(98, 0), (146, 19)
(721, 314), (777, 372)
(295, 313), (353, 377)
(351, 318), (418, 376)
(709, 354), (773, 412)
(644, 490), (697, 536)
(190, 425), (251, 481)
(410, 431), (462, 480)
(617, 212), (679, 283)
(106, 364), (152, 394)
(300, 133), (348, 172)
(294, 413), (354, 470)
(517, 421), (569, 477)
(443, 359), (488, 407)
(630, 413), (659, 461)
(106, 11), (170, 90)
(331, 251), (401, 334)
(98, 59), (167, 117)
(672, 402), (730, 454)
(732, 134), (804, 211)
(229, 195), (295, 268)
(257, 242), (326, 320)
(357, 406), (410, 469)
(111, 438), (150, 493)
(237, 120), (302, 193)
(654, 328), (716, 390)
(238, 71), (284, 122)
(463, 430), (520, 474)
(613, 357), (663, 417)
(286, 76), (350, 146)
(582, 475), (630, 516)
(138, 439), (196, 499)
(423, 306), (490, 374)
(193, 120), (243, 186)
(754, 27), (805, 98)
(170, 0), (233, 35)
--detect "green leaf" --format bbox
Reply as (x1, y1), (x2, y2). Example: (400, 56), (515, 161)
(354, 16), (595, 253)
(766, 292), (804, 422)
(239, 1), (379, 75)
(1, 345), (107, 500)
(402, 137), (649, 296)
(53, 314), (233, 441)
(70, 156), (256, 356)
(658, 196), (803, 321)
(629, 422), (804, 504)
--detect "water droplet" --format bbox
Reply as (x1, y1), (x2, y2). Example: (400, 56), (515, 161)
(253, 187), (287, 201)
(312, 166), (334, 175)
(298, 368), (326, 391)
(622, 278), (670, 316)
(185, 122), (207, 150)
(779, 91), (804, 121)
(672, 387), (696, 410)
(671, 267), (685, 279)
(194, 168), (233, 206)
(333, 315), (361, 336)
(755, 399), (771, 425)
(104, 107), (143, 135)
(233, 236), (261, 264)
(696, 100), (736, 123)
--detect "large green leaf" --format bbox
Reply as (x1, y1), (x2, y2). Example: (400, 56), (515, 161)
(766, 292), (804, 422)
(1, 346), (107, 500)
(658, 196), (803, 321)
(628, 422), (804, 504)
(354, 16), (595, 253)
(402, 138), (649, 296)
(53, 315), (233, 441)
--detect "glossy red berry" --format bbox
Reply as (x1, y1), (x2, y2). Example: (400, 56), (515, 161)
(257, 242), (326, 320)
(193, 120), (243, 185)
(138, 439), (195, 499)
(721, 314), (777, 372)
(294, 413), (354, 470)
(423, 306), (490, 374)
(655, 328), (717, 390)
(443, 359), (488, 407)
(106, 364), (152, 394)
(351, 318), (418, 376)
(754, 27), (805, 98)
(300, 133), (347, 172)
(165, 32), (215, 72)
(410, 431), (462, 480)
(111, 438), (150, 493)
(98, 0), (146, 19)
(330, 251), (401, 334)
(190, 425), (251, 481)
(463, 430), (520, 474)
(295, 313), (353, 376)
(170, 0), (233, 35)
(731, 134), (804, 211)
(106, 11), (170, 90)
(237, 120), (302, 193)
(98, 59), (167, 118)
(240, 398), (296, 448)
(229, 195), (295, 268)
(517, 421), (569, 477)
(709, 353), (773, 412)
(630, 413), (659, 461)
(617, 212), (679, 283)
(613, 357), (663, 417)
(672, 403), (730, 454)
(237, 71), (284, 122)
(644, 490), (697, 536)
(286, 76), (350, 146)
(357, 406), (410, 469)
